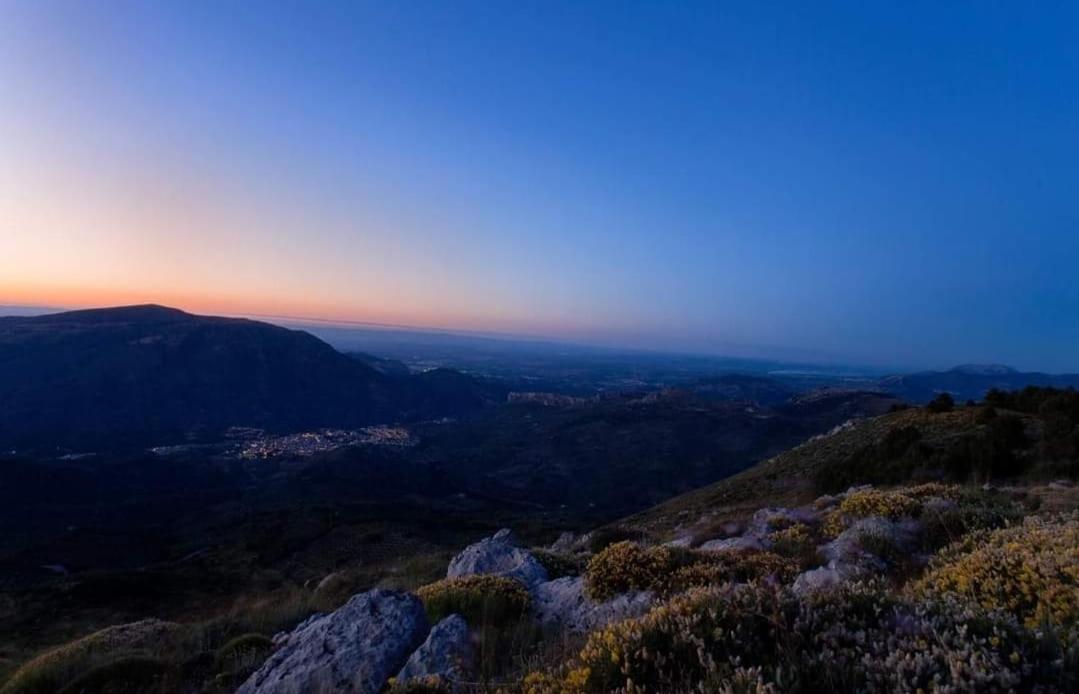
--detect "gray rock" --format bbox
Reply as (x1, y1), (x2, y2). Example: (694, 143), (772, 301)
(721, 520), (745, 537)
(549, 531), (578, 553)
(822, 516), (920, 572)
(395, 614), (474, 690)
(813, 494), (840, 510)
(792, 562), (864, 595)
(1048, 479), (1074, 490)
(664, 535), (694, 548)
(238, 590), (429, 694)
(447, 529), (549, 589)
(532, 577), (653, 633)
(921, 496), (958, 515)
(698, 536), (765, 552)
(272, 612), (323, 646)
(492, 528), (521, 545)
(745, 507), (819, 539)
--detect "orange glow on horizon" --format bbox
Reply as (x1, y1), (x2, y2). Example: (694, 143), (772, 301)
(0, 281), (615, 341)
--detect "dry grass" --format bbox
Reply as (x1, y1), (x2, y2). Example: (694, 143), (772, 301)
(622, 407), (1002, 538)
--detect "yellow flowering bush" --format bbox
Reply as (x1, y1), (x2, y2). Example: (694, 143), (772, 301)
(523, 581), (1071, 692)
(767, 523), (820, 568)
(416, 575), (531, 627)
(585, 542), (798, 599)
(668, 550), (798, 592)
(583, 541), (685, 600)
(904, 482), (963, 500)
(839, 488), (922, 520)
(914, 514), (1079, 637)
(554, 584), (789, 693)
(823, 488), (925, 538)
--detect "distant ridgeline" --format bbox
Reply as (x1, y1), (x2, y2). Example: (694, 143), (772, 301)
(0, 305), (504, 450)
(877, 364), (1079, 403)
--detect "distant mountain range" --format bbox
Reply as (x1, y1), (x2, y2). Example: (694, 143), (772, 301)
(2, 304), (1076, 450)
(877, 364), (1079, 403)
(0, 305), (503, 449)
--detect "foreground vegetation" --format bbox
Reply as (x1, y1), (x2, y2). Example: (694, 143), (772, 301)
(524, 510), (1079, 693)
(2, 388), (1077, 692)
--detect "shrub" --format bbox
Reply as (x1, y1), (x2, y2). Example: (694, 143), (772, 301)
(584, 541), (798, 600)
(583, 542), (686, 600)
(213, 633), (272, 665)
(531, 549), (585, 579)
(524, 582), (1070, 693)
(823, 488), (923, 537)
(918, 488), (1023, 551)
(0, 620), (184, 694)
(904, 482), (962, 500)
(792, 585), (1049, 692)
(839, 488), (921, 519)
(416, 575), (530, 627)
(667, 551), (798, 593)
(914, 514), (1079, 639)
(584, 526), (650, 553)
(554, 584), (790, 692)
(54, 656), (167, 694)
(212, 633), (273, 683)
(385, 675), (452, 693)
(813, 426), (928, 493)
(767, 524), (821, 569)
(927, 392), (955, 413)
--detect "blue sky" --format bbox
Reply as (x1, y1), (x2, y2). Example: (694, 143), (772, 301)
(2, 1), (1077, 370)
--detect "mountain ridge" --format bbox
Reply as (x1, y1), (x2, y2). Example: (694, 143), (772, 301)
(0, 305), (502, 449)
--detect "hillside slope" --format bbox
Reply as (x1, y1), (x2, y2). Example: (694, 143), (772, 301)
(623, 400), (1071, 537)
(0, 305), (502, 449)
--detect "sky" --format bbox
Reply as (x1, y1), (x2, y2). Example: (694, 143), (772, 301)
(2, 1), (1078, 371)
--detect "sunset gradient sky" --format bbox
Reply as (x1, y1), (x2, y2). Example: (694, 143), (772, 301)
(2, 2), (1078, 370)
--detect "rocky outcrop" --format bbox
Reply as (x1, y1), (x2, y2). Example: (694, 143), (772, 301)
(794, 515), (922, 594)
(792, 563), (863, 594)
(745, 507), (820, 537)
(395, 614), (474, 690)
(822, 516), (920, 570)
(698, 536), (765, 552)
(446, 529), (549, 589)
(697, 505), (820, 553)
(237, 590), (428, 694)
(532, 577), (653, 633)
(549, 532), (579, 553)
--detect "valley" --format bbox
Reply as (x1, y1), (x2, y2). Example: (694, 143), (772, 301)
(1, 308), (1077, 691)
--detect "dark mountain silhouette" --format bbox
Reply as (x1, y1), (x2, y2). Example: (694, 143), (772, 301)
(878, 364), (1079, 403)
(0, 305), (503, 449)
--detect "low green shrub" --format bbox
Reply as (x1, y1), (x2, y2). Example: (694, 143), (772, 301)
(767, 523), (822, 569)
(927, 392), (955, 413)
(386, 675), (452, 692)
(212, 632), (273, 684)
(416, 575), (531, 627)
(531, 549), (586, 579)
(0, 620), (184, 694)
(213, 634), (272, 666)
(54, 656), (167, 694)
(918, 488), (1023, 551)
(585, 541), (798, 600)
(584, 526), (649, 553)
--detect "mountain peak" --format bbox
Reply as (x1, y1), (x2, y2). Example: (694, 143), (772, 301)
(33, 304), (196, 325)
